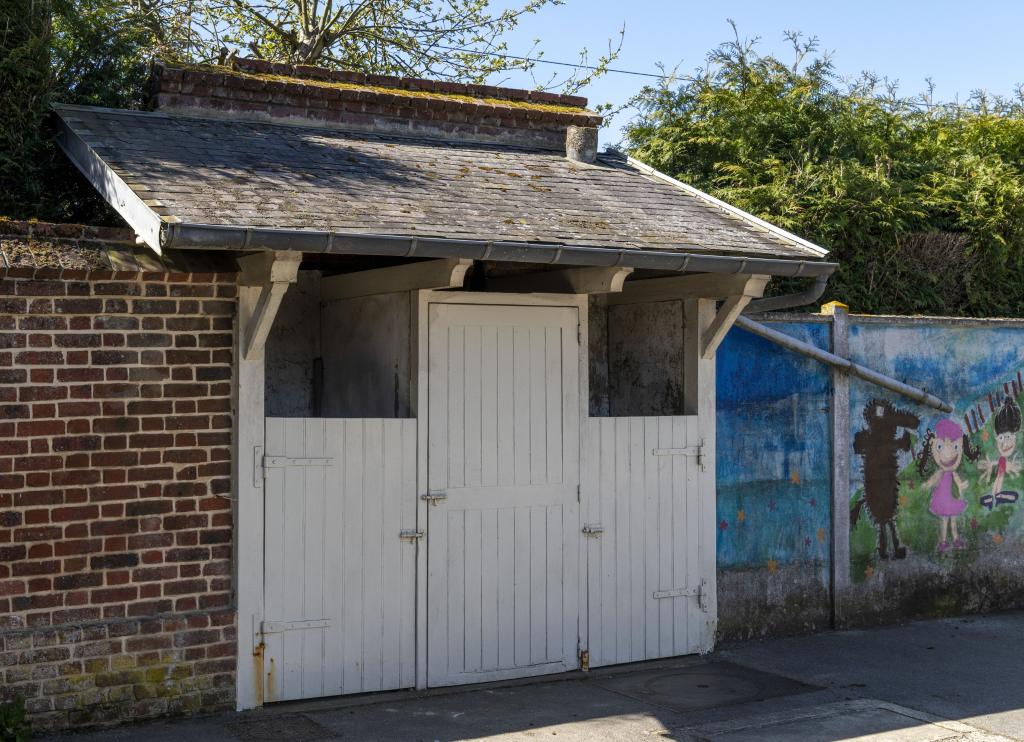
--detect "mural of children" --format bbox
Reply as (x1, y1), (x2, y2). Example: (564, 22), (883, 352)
(916, 419), (981, 553)
(978, 396), (1022, 510)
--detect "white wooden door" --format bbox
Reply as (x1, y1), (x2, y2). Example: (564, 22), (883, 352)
(426, 303), (580, 686)
(262, 417), (417, 702)
(581, 416), (711, 667)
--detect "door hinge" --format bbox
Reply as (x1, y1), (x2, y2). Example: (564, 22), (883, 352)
(652, 578), (709, 612)
(577, 323), (583, 344)
(256, 449), (335, 486)
(652, 440), (705, 470)
(260, 618), (330, 635)
(576, 483), (581, 502)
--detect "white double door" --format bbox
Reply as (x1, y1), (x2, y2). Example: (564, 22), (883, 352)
(426, 302), (582, 685)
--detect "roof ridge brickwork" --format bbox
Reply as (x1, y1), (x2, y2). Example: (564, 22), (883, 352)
(151, 59), (601, 151)
(231, 57), (590, 109)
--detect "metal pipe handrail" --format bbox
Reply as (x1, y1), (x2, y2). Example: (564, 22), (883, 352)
(734, 315), (953, 412)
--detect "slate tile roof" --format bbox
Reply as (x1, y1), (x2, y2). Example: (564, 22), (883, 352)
(56, 106), (825, 261)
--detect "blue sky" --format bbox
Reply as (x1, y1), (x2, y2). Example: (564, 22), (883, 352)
(488, 0), (1024, 145)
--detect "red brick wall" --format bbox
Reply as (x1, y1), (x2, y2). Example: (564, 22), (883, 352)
(152, 60), (602, 151)
(0, 261), (238, 730)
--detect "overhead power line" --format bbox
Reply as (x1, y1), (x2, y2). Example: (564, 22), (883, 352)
(433, 44), (668, 80)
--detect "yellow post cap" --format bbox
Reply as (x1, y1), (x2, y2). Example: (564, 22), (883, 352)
(820, 301), (849, 316)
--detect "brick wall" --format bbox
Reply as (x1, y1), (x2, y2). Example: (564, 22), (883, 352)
(0, 221), (238, 731)
(152, 58), (602, 151)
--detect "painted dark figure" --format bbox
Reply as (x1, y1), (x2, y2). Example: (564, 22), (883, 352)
(979, 396), (1021, 510)
(852, 399), (920, 559)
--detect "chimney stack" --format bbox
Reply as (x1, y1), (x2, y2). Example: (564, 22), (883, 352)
(565, 125), (598, 163)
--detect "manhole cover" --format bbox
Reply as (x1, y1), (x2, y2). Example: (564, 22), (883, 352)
(592, 661), (815, 712)
(226, 712), (335, 741)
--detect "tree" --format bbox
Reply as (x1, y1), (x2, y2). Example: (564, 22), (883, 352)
(0, 0), (54, 217)
(624, 26), (1024, 317)
(129, 0), (621, 91)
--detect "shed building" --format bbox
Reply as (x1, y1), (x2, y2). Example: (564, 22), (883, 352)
(1, 57), (834, 729)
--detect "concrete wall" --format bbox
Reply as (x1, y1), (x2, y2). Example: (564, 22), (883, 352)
(589, 297), (686, 416)
(715, 313), (1024, 640)
(715, 320), (832, 640)
(265, 271), (321, 417)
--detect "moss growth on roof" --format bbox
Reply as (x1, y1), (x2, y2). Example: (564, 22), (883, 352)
(180, 63), (597, 117)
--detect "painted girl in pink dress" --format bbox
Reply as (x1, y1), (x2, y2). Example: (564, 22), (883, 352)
(916, 418), (980, 553)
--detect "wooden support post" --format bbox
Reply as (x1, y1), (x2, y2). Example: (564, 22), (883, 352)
(234, 285), (267, 710)
(487, 266), (633, 294)
(320, 258), (472, 302)
(684, 298), (718, 651)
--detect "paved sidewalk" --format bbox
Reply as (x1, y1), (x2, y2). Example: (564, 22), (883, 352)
(40, 611), (1024, 741)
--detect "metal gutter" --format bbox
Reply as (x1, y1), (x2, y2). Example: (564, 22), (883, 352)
(161, 223), (839, 278)
(734, 315), (953, 412)
(744, 274), (830, 314)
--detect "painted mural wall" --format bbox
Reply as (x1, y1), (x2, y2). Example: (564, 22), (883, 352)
(715, 320), (832, 639)
(715, 314), (1024, 639)
(846, 320), (1024, 622)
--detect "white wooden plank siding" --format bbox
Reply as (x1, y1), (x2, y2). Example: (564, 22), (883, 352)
(427, 303), (580, 686)
(262, 417), (416, 701)
(581, 415), (705, 668)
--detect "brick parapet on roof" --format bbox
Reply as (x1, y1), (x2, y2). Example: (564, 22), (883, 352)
(151, 58), (602, 151)
(0, 219), (238, 277)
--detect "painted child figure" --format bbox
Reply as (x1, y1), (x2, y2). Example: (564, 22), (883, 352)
(916, 419), (980, 553)
(979, 396), (1022, 510)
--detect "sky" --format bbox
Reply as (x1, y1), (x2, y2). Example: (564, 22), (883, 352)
(485, 0), (1024, 146)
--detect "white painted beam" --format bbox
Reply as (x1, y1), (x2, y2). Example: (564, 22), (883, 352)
(320, 259), (472, 302)
(698, 275), (770, 359)
(700, 294), (753, 360)
(487, 266), (634, 294)
(607, 272), (769, 305)
(237, 251), (301, 361)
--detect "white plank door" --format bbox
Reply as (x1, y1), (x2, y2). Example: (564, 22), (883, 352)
(580, 416), (711, 667)
(262, 417), (417, 702)
(426, 303), (580, 686)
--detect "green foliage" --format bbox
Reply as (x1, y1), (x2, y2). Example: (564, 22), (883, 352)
(0, 0), (53, 218)
(624, 27), (1024, 317)
(0, 0), (151, 223)
(0, 698), (31, 742)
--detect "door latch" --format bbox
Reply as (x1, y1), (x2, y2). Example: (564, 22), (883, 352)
(421, 492), (448, 506)
(398, 529), (424, 542)
(582, 524), (604, 538)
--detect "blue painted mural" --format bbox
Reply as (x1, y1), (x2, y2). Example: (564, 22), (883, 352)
(716, 321), (832, 574)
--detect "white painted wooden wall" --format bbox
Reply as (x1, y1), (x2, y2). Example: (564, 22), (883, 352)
(262, 417), (417, 701)
(581, 415), (708, 668)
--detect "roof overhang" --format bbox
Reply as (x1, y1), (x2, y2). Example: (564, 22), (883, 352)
(54, 103), (836, 279)
(54, 110), (164, 254)
(161, 222), (837, 278)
